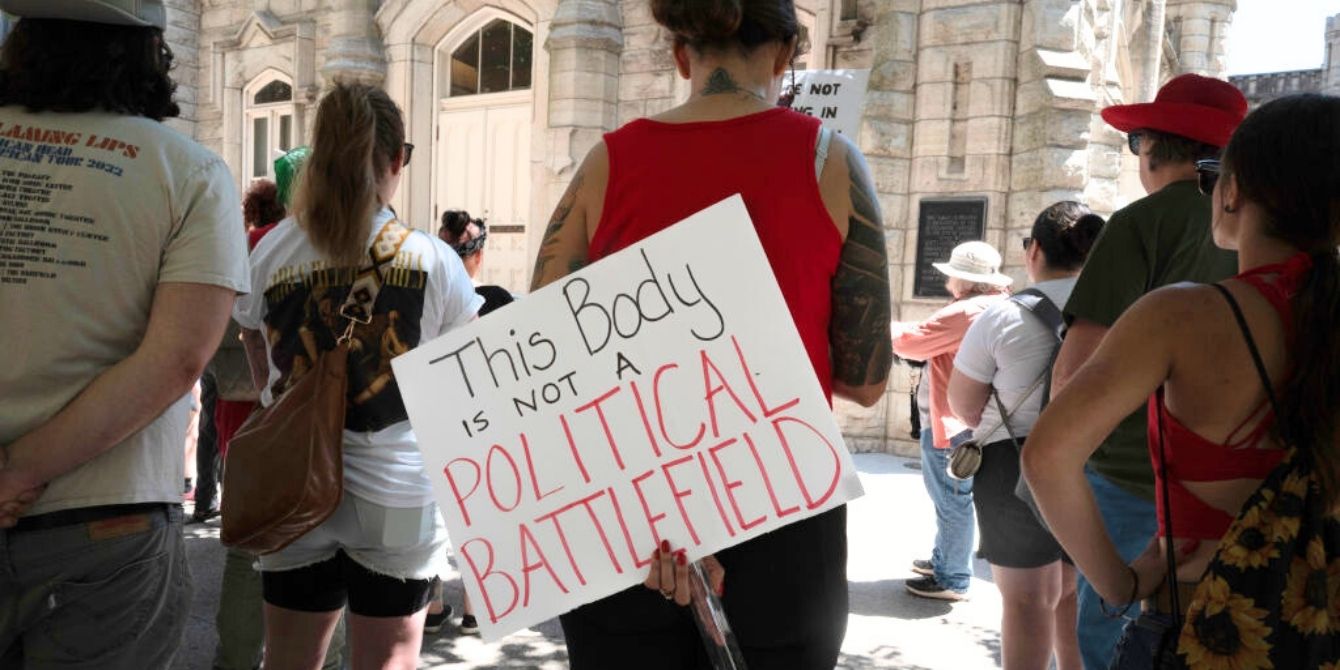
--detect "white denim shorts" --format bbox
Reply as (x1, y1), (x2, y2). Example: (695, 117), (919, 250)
(258, 492), (449, 581)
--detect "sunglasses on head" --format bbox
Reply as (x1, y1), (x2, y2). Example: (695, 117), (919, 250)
(1195, 159), (1220, 196)
(1127, 132), (1143, 156)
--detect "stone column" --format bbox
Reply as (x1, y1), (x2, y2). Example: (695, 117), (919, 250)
(322, 0), (386, 85)
(164, 0), (202, 137)
(831, 0), (919, 456)
(1325, 14), (1340, 96)
(534, 0), (622, 276)
(1165, 0), (1235, 77)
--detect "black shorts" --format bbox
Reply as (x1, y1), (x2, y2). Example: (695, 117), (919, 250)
(261, 549), (434, 617)
(973, 437), (1066, 569)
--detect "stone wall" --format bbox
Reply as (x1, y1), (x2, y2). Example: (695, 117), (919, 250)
(167, 0), (1239, 458)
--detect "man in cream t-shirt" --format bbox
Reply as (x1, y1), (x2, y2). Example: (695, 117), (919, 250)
(0, 1), (249, 667)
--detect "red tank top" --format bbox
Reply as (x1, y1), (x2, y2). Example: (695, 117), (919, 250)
(590, 108), (840, 399)
(1149, 253), (1313, 539)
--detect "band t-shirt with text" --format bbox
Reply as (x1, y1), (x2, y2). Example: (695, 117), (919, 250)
(0, 107), (250, 516)
(234, 208), (482, 508)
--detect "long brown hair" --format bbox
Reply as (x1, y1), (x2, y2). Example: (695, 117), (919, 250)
(292, 82), (404, 265)
(1223, 94), (1340, 503)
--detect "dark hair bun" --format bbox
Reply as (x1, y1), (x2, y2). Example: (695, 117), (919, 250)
(1063, 213), (1105, 258)
(652, 0), (743, 43)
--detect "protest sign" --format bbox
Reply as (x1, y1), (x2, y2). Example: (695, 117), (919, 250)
(393, 195), (864, 641)
(782, 69), (870, 137)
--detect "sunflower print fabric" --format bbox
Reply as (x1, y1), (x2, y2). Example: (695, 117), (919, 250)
(1170, 447), (1340, 669)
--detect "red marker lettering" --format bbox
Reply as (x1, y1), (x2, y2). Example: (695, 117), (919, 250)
(743, 432), (800, 520)
(653, 363), (706, 450)
(460, 538), (518, 624)
(732, 335), (800, 418)
(660, 454), (702, 546)
(485, 444), (523, 512)
(520, 432), (565, 503)
(700, 348), (758, 438)
(708, 438), (766, 531)
(574, 385), (627, 471)
(444, 458), (482, 527)
(772, 416), (842, 509)
(519, 522), (569, 607)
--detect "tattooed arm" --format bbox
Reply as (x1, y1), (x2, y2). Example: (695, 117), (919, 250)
(530, 143), (609, 291)
(826, 135), (893, 407)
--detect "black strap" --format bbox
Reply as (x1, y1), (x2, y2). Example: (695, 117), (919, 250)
(1156, 283), (1281, 628)
(1209, 283), (1283, 419)
(1155, 389), (1181, 627)
(1011, 288), (1065, 411)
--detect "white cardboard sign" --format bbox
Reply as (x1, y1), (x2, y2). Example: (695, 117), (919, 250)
(783, 69), (871, 138)
(393, 196), (864, 641)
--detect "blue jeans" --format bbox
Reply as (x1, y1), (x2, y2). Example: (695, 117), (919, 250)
(1109, 612), (1175, 670)
(918, 429), (974, 592)
(1077, 469), (1157, 670)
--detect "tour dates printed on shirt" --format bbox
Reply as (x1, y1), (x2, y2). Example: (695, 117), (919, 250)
(0, 121), (137, 286)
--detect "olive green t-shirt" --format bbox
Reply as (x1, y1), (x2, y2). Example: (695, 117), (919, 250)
(1063, 179), (1238, 501)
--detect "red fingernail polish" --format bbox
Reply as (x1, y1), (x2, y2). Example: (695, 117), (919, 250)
(653, 548), (660, 560)
(661, 539), (670, 553)
(677, 552), (686, 566)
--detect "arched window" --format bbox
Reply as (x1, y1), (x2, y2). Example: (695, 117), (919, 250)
(244, 75), (296, 182)
(448, 19), (533, 97)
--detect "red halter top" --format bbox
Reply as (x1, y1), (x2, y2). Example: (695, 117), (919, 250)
(589, 108), (840, 400)
(1148, 252), (1313, 539)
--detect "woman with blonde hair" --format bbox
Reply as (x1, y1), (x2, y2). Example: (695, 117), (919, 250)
(233, 82), (481, 669)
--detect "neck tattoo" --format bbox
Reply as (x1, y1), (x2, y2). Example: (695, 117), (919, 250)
(700, 67), (767, 102)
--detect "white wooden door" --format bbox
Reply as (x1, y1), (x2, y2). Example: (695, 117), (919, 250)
(436, 102), (531, 294)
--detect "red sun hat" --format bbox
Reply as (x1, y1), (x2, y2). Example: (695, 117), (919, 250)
(1101, 73), (1248, 148)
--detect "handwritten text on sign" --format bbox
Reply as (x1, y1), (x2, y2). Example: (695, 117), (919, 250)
(393, 196), (863, 640)
(781, 69), (871, 137)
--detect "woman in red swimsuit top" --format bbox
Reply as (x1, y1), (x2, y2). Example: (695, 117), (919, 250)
(528, 1), (892, 667)
(1024, 94), (1340, 645)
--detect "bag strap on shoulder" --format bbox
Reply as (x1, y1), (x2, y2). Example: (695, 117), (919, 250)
(1209, 283), (1283, 418)
(338, 218), (412, 328)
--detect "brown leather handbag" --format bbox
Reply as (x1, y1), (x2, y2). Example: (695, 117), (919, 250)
(220, 335), (350, 554)
(221, 219), (410, 554)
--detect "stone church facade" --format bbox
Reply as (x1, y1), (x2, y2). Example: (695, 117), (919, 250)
(147, 0), (1235, 455)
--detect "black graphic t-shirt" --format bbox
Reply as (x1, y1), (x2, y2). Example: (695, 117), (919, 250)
(234, 209), (482, 507)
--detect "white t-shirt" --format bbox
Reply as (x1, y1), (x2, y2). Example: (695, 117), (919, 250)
(953, 277), (1077, 445)
(0, 107), (250, 515)
(233, 208), (483, 508)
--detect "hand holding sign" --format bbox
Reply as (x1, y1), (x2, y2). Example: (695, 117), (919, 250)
(393, 196), (863, 641)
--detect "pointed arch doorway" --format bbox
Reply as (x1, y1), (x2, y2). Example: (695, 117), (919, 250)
(434, 12), (535, 293)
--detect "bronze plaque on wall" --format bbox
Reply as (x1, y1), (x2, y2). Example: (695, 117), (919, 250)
(913, 198), (988, 298)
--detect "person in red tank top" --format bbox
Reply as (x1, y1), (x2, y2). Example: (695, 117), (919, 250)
(1024, 95), (1340, 669)
(529, 1), (892, 667)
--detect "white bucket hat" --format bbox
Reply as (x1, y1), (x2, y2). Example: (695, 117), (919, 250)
(0, 0), (166, 30)
(933, 241), (1012, 287)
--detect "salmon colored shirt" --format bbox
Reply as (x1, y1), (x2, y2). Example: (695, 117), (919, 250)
(892, 290), (1010, 448)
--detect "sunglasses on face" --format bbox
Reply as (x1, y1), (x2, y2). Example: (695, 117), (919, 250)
(402, 143), (415, 166)
(1021, 237), (1033, 251)
(1195, 159), (1221, 196)
(1127, 132), (1143, 156)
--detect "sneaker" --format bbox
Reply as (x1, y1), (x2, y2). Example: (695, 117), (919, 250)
(911, 559), (934, 577)
(459, 613), (479, 635)
(905, 576), (968, 602)
(423, 604), (453, 635)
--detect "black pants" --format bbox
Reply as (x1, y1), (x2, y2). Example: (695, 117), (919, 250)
(560, 506), (848, 670)
(195, 374), (220, 513)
